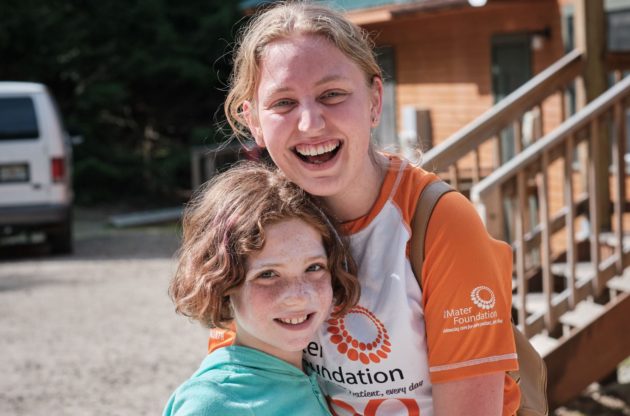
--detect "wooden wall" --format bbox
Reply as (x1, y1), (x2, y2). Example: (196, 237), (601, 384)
(363, 0), (567, 145)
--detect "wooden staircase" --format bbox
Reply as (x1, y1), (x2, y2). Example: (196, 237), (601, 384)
(420, 49), (630, 409)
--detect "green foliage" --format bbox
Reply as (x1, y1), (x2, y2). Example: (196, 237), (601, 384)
(0, 0), (241, 206)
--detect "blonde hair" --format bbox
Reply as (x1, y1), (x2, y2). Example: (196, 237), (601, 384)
(169, 162), (360, 328)
(224, 1), (382, 140)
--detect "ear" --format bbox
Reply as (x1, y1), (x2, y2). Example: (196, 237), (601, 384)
(242, 100), (265, 147)
(369, 76), (384, 127)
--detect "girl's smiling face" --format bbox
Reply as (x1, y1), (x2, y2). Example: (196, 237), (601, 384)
(230, 218), (333, 368)
(244, 34), (382, 210)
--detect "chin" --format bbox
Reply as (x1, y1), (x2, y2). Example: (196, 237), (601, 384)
(285, 338), (316, 351)
(300, 180), (342, 199)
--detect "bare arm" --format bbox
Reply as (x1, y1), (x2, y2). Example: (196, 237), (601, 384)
(433, 372), (504, 416)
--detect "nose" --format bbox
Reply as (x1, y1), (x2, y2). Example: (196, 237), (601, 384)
(280, 278), (313, 307)
(297, 103), (325, 134)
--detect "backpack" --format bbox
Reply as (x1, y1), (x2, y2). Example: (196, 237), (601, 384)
(409, 180), (549, 416)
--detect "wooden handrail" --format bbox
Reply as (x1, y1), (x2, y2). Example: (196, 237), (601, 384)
(422, 41), (630, 402)
(421, 49), (584, 173)
(471, 74), (630, 204)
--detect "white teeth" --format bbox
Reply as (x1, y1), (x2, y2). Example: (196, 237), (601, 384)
(279, 315), (308, 325)
(295, 142), (339, 157)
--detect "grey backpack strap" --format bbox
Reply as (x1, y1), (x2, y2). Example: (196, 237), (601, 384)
(409, 180), (454, 289)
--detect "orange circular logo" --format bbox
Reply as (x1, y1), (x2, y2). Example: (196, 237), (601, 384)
(326, 305), (391, 364)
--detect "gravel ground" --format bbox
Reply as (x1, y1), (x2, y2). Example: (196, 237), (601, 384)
(0, 209), (628, 416)
(0, 210), (208, 416)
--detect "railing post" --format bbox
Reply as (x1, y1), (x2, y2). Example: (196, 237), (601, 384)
(472, 149), (481, 186)
(484, 135), (506, 241)
(559, 88), (567, 122)
(535, 104), (544, 141)
(588, 118), (603, 296)
(538, 150), (555, 331)
(449, 163), (460, 191)
(484, 187), (505, 241)
(613, 100), (627, 275)
(515, 167), (529, 335)
(564, 135), (578, 309)
(575, 0), (611, 231)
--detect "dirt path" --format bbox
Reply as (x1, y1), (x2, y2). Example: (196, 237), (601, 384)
(0, 211), (208, 416)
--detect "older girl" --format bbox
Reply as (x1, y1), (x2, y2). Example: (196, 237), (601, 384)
(217, 2), (520, 415)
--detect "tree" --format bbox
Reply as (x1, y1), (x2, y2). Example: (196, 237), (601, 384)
(0, 0), (241, 204)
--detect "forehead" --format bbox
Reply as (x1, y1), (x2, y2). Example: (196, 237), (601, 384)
(256, 34), (365, 94)
(252, 218), (325, 259)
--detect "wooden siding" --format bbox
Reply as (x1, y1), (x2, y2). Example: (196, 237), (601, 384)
(364, 1), (566, 145)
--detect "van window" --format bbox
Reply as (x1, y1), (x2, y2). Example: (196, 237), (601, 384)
(0, 97), (40, 140)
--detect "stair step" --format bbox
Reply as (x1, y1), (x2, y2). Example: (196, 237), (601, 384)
(550, 262), (595, 281)
(607, 273), (630, 293)
(598, 232), (630, 248)
(512, 293), (555, 314)
(512, 292), (566, 316)
(529, 333), (560, 356)
(558, 300), (605, 329)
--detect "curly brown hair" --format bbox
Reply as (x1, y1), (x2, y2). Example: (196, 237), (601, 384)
(169, 161), (360, 328)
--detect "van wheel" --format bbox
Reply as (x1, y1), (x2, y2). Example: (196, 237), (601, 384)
(49, 217), (73, 254)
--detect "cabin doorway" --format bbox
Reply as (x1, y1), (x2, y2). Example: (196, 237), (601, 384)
(491, 34), (532, 163)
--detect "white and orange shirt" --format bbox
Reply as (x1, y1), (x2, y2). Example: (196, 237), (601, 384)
(302, 157), (519, 416)
(208, 156), (520, 415)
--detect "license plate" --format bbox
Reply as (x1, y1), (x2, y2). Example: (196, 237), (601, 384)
(0, 163), (29, 183)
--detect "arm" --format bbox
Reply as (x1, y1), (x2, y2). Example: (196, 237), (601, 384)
(418, 191), (518, 410)
(433, 372), (504, 416)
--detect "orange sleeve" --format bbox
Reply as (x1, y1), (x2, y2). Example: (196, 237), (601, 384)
(421, 191), (518, 383)
(207, 323), (236, 354)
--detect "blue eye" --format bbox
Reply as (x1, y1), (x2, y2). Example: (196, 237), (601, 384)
(258, 270), (277, 279)
(270, 99), (296, 109)
(306, 263), (326, 272)
(320, 90), (348, 103)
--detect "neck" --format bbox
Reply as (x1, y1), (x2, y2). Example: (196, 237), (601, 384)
(323, 152), (389, 222)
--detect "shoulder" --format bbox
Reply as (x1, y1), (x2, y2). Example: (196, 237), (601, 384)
(164, 376), (253, 416)
(423, 190), (512, 283)
(389, 161), (440, 223)
(429, 190), (487, 235)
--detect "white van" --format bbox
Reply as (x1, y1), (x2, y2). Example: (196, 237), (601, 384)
(0, 82), (73, 254)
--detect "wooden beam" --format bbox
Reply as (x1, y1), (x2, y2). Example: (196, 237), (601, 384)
(606, 52), (630, 71)
(545, 292), (630, 409)
(574, 0), (611, 230)
(574, 0), (607, 104)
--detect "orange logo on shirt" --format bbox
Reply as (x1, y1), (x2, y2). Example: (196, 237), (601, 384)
(326, 305), (391, 364)
(470, 286), (496, 310)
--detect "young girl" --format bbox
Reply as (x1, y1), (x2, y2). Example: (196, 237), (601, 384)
(164, 162), (360, 415)
(217, 2), (521, 415)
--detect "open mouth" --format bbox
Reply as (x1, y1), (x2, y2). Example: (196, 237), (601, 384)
(275, 313), (315, 326)
(293, 140), (341, 165)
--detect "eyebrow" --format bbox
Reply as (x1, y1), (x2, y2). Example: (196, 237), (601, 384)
(248, 254), (328, 271)
(264, 74), (348, 96)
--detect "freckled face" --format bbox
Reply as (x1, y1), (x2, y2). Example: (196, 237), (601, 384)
(230, 218), (333, 367)
(244, 34), (382, 204)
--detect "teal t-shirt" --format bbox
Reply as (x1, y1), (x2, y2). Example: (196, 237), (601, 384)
(164, 346), (332, 416)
